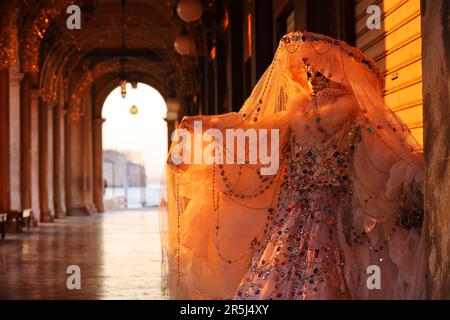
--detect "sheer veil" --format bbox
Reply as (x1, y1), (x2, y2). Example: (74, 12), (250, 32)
(159, 31), (424, 299)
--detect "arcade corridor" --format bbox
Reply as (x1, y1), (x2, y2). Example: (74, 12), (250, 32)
(0, 0), (449, 299)
(0, 209), (163, 299)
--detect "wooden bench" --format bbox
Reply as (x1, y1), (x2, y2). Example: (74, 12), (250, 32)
(22, 209), (33, 232)
(5, 209), (33, 234)
(0, 213), (7, 239)
(6, 211), (23, 233)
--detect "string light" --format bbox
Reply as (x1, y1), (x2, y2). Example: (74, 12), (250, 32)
(0, 4), (20, 69)
(20, 1), (72, 73)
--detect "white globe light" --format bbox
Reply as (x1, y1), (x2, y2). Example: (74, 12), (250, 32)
(176, 0), (203, 22)
(174, 34), (195, 55)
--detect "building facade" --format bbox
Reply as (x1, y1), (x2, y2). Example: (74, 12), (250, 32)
(103, 150), (146, 188)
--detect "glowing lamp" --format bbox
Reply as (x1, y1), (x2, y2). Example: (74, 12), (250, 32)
(176, 0), (203, 22)
(174, 33), (196, 56)
(130, 105), (138, 115)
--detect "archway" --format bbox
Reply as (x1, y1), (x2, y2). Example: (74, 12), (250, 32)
(98, 82), (168, 299)
(101, 83), (168, 210)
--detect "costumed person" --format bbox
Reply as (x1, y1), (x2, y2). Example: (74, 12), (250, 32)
(160, 31), (425, 300)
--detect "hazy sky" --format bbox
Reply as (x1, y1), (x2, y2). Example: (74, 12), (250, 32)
(102, 83), (168, 184)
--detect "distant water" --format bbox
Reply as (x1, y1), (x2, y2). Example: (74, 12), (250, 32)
(104, 185), (161, 208)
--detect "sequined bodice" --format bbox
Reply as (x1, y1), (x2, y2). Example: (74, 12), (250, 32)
(236, 125), (360, 299)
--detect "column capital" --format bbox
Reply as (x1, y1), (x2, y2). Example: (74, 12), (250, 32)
(63, 108), (74, 120)
(94, 116), (106, 124)
(9, 67), (24, 84)
(165, 111), (178, 122)
(31, 89), (39, 100)
(46, 103), (56, 110)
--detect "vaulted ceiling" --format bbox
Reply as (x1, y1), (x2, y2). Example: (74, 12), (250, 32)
(0, 0), (203, 116)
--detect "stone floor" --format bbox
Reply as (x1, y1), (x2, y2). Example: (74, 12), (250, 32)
(0, 209), (165, 299)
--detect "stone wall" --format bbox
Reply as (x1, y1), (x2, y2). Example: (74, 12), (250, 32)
(422, 0), (450, 299)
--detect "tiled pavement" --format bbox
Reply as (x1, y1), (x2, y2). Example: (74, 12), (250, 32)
(0, 209), (164, 300)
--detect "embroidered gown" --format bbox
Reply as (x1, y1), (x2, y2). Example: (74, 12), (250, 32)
(161, 31), (425, 300)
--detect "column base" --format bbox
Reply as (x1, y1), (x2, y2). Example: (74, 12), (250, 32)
(40, 212), (54, 223)
(86, 203), (98, 214)
(54, 209), (66, 219)
(95, 202), (105, 213)
(67, 204), (97, 216)
(67, 207), (90, 216)
(31, 209), (40, 226)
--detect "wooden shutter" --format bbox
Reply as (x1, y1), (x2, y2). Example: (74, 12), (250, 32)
(354, 0), (423, 149)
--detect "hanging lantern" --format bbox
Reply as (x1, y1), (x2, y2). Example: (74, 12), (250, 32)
(130, 105), (138, 115)
(174, 32), (196, 55)
(176, 0), (203, 22)
(120, 80), (127, 98)
(166, 97), (181, 113)
(166, 97), (181, 121)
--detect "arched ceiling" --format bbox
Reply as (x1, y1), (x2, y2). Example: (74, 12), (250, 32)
(0, 0), (201, 117)
(66, 57), (169, 118)
(91, 71), (165, 119)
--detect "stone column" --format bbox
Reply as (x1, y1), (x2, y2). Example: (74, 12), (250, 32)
(82, 92), (97, 214)
(93, 117), (105, 212)
(65, 91), (97, 216)
(47, 104), (55, 218)
(422, 0), (450, 299)
(165, 118), (176, 152)
(165, 98), (181, 151)
(0, 67), (23, 212)
(53, 103), (66, 218)
(65, 113), (85, 216)
(0, 69), (10, 211)
(8, 67), (23, 211)
(30, 89), (40, 221)
(39, 100), (53, 222)
(20, 74), (32, 211)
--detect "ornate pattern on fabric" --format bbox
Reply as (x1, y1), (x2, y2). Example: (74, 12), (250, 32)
(235, 124), (359, 300)
(160, 31), (425, 300)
